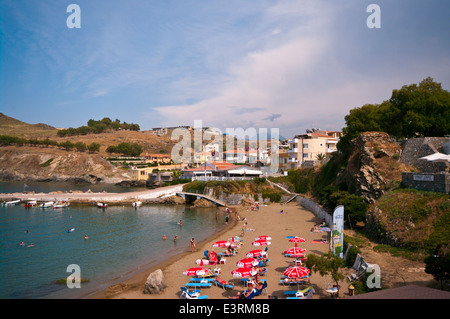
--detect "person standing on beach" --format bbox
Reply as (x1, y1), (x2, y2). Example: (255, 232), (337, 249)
(190, 238), (196, 252)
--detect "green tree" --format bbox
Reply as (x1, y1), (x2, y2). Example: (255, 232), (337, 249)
(87, 142), (101, 153)
(424, 255), (450, 290)
(74, 141), (87, 152)
(338, 77), (450, 156)
(60, 141), (75, 150)
(306, 252), (345, 297)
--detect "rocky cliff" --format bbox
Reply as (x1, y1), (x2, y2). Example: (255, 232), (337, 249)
(0, 146), (130, 184)
(338, 131), (413, 204)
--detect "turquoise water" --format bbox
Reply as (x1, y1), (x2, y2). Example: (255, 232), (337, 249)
(0, 184), (224, 299)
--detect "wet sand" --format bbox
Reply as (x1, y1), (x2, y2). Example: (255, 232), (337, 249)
(88, 201), (341, 299)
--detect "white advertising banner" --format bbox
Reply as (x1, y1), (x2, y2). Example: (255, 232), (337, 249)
(332, 205), (344, 258)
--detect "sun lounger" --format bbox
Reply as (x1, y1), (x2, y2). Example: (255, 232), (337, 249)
(285, 288), (315, 299)
(180, 287), (209, 299)
(254, 281), (268, 296)
(279, 278), (310, 286)
(190, 278), (214, 283)
(283, 286), (313, 297)
(213, 278), (234, 289)
(241, 278), (266, 287)
(185, 282), (212, 288)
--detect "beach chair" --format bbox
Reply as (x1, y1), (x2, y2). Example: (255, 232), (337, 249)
(244, 289), (257, 299)
(213, 278), (234, 290)
(180, 287), (208, 299)
(279, 277), (309, 286)
(190, 278), (214, 283)
(283, 286), (313, 297)
(254, 281), (268, 296)
(185, 282), (212, 288)
(242, 278), (266, 288)
(286, 288), (315, 299)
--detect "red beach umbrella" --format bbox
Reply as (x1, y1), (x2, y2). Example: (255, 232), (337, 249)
(236, 257), (259, 268)
(283, 266), (310, 278)
(213, 240), (231, 248)
(255, 236), (272, 241)
(284, 247), (306, 255)
(252, 239), (271, 246)
(231, 267), (257, 278)
(288, 236), (306, 243)
(246, 250), (267, 258)
(183, 267), (207, 276)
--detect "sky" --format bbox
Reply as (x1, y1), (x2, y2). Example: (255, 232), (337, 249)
(1, 0), (449, 139)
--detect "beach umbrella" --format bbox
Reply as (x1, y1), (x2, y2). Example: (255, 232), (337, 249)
(183, 266), (207, 276)
(284, 247), (306, 255)
(283, 266), (310, 278)
(231, 267), (257, 278)
(283, 266), (310, 290)
(252, 240), (271, 246)
(288, 236), (306, 243)
(246, 250), (267, 258)
(213, 240), (231, 248)
(255, 236), (272, 241)
(236, 257), (259, 268)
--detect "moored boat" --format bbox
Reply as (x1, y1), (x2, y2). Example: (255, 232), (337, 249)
(132, 201), (142, 207)
(24, 200), (37, 207)
(53, 201), (70, 208)
(2, 199), (21, 206)
(97, 202), (108, 208)
(40, 201), (54, 208)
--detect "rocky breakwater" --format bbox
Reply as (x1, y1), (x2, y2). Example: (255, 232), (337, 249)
(0, 147), (129, 184)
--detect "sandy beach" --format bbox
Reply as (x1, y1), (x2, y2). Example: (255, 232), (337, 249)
(89, 201), (342, 300)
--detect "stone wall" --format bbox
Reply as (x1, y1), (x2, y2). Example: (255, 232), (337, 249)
(295, 195), (333, 226)
(402, 172), (450, 194)
(400, 137), (449, 173)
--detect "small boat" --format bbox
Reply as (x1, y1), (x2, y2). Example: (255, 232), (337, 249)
(2, 199), (21, 206)
(132, 201), (142, 207)
(97, 202), (108, 208)
(53, 201), (70, 208)
(24, 200), (37, 207)
(40, 201), (54, 208)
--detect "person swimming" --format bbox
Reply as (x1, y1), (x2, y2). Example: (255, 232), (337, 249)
(163, 235), (167, 240)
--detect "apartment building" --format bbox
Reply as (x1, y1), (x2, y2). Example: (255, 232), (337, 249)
(285, 129), (341, 169)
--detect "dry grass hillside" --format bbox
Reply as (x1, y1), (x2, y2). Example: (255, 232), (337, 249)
(0, 113), (58, 138)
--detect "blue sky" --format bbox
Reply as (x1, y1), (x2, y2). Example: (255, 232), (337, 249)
(1, 0), (449, 138)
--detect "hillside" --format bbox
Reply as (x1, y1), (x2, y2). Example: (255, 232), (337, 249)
(0, 113), (58, 138)
(0, 146), (130, 184)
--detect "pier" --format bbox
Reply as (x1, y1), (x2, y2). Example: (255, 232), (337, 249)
(175, 192), (226, 207)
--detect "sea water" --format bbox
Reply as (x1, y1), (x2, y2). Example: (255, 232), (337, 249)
(0, 184), (225, 299)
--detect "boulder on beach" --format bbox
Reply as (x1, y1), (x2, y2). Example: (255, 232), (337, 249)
(143, 269), (166, 294)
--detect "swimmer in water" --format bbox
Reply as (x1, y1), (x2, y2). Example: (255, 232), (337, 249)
(84, 235), (88, 240)
(163, 235), (167, 240)
(174, 235), (178, 242)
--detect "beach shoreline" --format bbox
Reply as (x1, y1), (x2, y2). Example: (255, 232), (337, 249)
(87, 201), (336, 300)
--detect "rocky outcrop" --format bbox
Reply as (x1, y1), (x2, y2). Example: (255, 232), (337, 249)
(0, 147), (130, 184)
(143, 269), (166, 294)
(338, 132), (403, 204)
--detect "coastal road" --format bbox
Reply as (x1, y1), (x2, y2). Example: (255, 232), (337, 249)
(0, 184), (186, 203)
